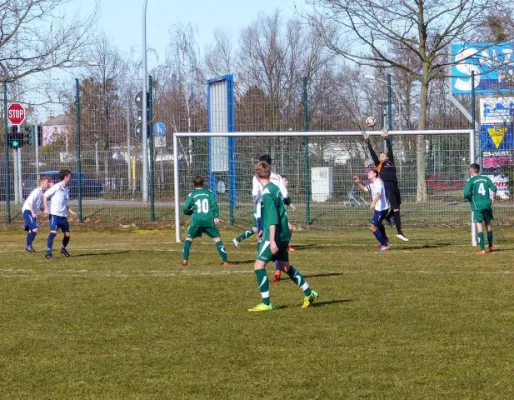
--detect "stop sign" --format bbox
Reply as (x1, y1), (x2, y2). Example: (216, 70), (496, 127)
(7, 103), (25, 125)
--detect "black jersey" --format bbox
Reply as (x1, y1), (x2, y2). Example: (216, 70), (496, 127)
(367, 139), (398, 185)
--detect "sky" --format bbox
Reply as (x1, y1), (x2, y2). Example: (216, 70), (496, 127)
(70, 0), (306, 68)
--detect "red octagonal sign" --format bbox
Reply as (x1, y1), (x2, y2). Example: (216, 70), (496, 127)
(8, 102), (25, 125)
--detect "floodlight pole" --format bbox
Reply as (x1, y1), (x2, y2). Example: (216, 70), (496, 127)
(141, 0), (149, 203)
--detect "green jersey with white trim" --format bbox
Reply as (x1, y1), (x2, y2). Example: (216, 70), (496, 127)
(464, 175), (497, 211)
(260, 182), (290, 243)
(183, 188), (219, 227)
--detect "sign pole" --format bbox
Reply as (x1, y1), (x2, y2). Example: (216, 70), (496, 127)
(471, 71), (477, 247)
(17, 145), (22, 203)
(160, 147), (164, 186)
(13, 147), (19, 204)
(3, 82), (10, 224)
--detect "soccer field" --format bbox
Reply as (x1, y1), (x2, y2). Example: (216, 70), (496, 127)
(1, 226), (514, 399)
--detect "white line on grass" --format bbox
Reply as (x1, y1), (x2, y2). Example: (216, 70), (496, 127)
(1, 269), (514, 279)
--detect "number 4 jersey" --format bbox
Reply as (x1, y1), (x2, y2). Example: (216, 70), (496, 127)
(183, 188), (219, 227)
(464, 175), (497, 211)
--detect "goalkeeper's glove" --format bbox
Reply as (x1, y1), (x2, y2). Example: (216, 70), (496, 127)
(381, 128), (389, 139)
(362, 132), (370, 141)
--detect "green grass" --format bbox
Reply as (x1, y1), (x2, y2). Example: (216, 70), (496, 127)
(1, 226), (514, 399)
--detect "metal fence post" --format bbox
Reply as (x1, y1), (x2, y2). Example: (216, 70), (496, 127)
(149, 75), (155, 222)
(303, 77), (311, 226)
(75, 78), (83, 223)
(3, 81), (10, 224)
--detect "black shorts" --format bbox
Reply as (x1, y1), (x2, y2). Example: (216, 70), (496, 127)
(385, 184), (401, 209)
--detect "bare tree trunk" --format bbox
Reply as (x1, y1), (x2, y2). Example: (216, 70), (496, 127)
(416, 64), (430, 202)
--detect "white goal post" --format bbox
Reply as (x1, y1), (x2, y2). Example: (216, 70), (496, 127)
(173, 129), (476, 244)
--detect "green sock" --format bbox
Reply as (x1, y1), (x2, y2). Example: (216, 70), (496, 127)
(236, 229), (254, 242)
(216, 241), (228, 262)
(183, 240), (192, 260)
(286, 265), (312, 296)
(487, 231), (493, 247)
(255, 269), (270, 305)
(477, 232), (485, 250)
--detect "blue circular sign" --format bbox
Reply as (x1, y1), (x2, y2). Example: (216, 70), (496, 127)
(153, 121), (167, 137)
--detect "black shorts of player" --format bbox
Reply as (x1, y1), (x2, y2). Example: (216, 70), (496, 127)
(385, 183), (401, 209)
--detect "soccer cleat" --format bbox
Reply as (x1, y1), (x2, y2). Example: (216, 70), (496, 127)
(380, 245), (391, 251)
(25, 246), (36, 253)
(232, 238), (240, 249)
(477, 250), (486, 255)
(248, 303), (274, 312)
(385, 217), (394, 227)
(181, 260), (189, 266)
(45, 252), (53, 259)
(377, 239), (390, 248)
(272, 270), (281, 283)
(488, 245), (495, 252)
(302, 290), (319, 308)
(60, 247), (71, 257)
(396, 233), (409, 241)
(287, 245), (296, 252)
(223, 261), (236, 267)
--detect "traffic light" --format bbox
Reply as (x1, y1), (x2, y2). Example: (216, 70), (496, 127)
(25, 125), (33, 145)
(24, 125), (43, 146)
(8, 125), (22, 149)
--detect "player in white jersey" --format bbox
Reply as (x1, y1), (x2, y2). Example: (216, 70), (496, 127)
(232, 155), (289, 250)
(22, 176), (50, 252)
(353, 169), (391, 251)
(43, 169), (77, 259)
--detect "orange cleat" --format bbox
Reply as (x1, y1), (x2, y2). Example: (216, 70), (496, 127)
(181, 260), (188, 266)
(477, 250), (486, 255)
(287, 245), (296, 252)
(488, 246), (495, 252)
(223, 261), (236, 267)
(272, 270), (281, 283)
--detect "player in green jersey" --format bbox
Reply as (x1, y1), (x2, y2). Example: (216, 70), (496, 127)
(182, 176), (234, 266)
(464, 163), (497, 254)
(248, 161), (318, 312)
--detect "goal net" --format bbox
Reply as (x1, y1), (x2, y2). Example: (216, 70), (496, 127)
(172, 129), (490, 243)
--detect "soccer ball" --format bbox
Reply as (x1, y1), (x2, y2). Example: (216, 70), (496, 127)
(365, 116), (377, 128)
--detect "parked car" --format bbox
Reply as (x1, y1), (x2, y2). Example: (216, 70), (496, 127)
(426, 174), (465, 192)
(23, 170), (103, 199)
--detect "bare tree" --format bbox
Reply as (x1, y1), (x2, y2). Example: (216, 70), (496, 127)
(0, 0), (98, 82)
(237, 10), (334, 131)
(166, 24), (205, 164)
(306, 0), (514, 201)
(204, 29), (234, 77)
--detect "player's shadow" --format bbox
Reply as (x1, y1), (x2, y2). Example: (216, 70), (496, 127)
(487, 248), (514, 252)
(231, 260), (257, 265)
(303, 272), (344, 278)
(311, 299), (352, 308)
(289, 244), (320, 250)
(72, 251), (130, 257)
(403, 243), (452, 250)
(275, 299), (352, 310)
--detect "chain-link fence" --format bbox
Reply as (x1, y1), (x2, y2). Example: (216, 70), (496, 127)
(1, 76), (513, 227)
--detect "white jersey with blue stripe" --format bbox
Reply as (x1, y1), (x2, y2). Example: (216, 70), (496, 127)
(22, 187), (44, 214)
(44, 182), (70, 217)
(366, 178), (390, 211)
